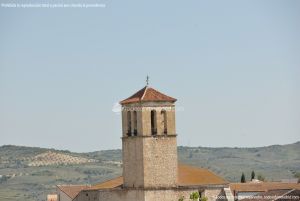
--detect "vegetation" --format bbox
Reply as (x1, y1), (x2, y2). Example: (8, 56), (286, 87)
(241, 173), (246, 183)
(257, 174), (265, 181)
(251, 170), (255, 180)
(190, 192), (200, 201)
(294, 172), (300, 179)
(200, 196), (208, 201)
(178, 141), (300, 182)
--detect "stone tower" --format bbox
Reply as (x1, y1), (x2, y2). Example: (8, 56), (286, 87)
(120, 85), (178, 188)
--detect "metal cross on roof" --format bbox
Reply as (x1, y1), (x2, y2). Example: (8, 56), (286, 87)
(146, 75), (149, 86)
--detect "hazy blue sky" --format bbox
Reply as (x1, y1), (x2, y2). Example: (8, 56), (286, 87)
(0, 0), (299, 152)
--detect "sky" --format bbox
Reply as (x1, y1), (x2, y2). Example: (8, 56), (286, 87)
(0, 0), (299, 152)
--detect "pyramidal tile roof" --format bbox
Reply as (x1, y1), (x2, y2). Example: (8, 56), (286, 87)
(120, 86), (177, 104)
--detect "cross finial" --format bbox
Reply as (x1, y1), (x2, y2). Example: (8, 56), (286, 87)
(146, 75), (149, 86)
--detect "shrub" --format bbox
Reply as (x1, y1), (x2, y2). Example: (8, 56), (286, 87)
(190, 192), (200, 201)
(200, 196), (208, 201)
(257, 174), (265, 181)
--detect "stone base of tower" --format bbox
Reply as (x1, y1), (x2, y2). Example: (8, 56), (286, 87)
(122, 135), (178, 188)
(74, 186), (227, 201)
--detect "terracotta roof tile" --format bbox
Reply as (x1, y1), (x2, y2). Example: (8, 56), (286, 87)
(178, 164), (228, 186)
(120, 86), (177, 104)
(90, 164), (227, 190)
(58, 164), (227, 199)
(230, 182), (300, 193)
(57, 185), (91, 199)
(240, 189), (294, 201)
(90, 176), (123, 189)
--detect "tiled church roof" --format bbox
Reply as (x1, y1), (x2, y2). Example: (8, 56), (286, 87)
(178, 164), (228, 186)
(58, 164), (227, 200)
(120, 86), (177, 104)
(91, 176), (123, 189)
(91, 164), (227, 190)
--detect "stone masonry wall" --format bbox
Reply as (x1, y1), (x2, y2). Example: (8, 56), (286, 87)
(122, 102), (176, 137)
(122, 135), (178, 188)
(74, 187), (227, 201)
(122, 137), (144, 188)
(75, 188), (200, 201)
(142, 136), (177, 188)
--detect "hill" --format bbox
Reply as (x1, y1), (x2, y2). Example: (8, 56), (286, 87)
(28, 151), (98, 166)
(0, 142), (299, 201)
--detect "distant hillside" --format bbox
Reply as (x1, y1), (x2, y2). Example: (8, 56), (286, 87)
(28, 151), (98, 167)
(0, 142), (299, 201)
(178, 142), (300, 182)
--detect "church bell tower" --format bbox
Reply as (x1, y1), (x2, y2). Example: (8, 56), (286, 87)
(119, 83), (178, 188)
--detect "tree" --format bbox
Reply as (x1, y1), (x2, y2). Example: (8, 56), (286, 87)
(293, 172), (300, 183)
(178, 196), (185, 201)
(200, 196), (208, 201)
(190, 192), (200, 201)
(251, 170), (255, 180)
(241, 173), (246, 183)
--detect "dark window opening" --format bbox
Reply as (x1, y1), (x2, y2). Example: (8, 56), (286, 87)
(161, 110), (167, 134)
(151, 110), (157, 135)
(133, 111), (137, 136)
(127, 111), (132, 136)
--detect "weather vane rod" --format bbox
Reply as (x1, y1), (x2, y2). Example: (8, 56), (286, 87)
(146, 75), (149, 86)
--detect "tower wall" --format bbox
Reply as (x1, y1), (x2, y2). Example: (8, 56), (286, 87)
(121, 100), (177, 188)
(122, 137), (144, 188)
(122, 102), (176, 137)
(122, 135), (177, 188)
(142, 136), (177, 188)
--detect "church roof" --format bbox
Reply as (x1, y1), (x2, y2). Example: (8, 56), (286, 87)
(91, 176), (123, 189)
(62, 164), (227, 200)
(120, 86), (177, 105)
(90, 164), (227, 190)
(178, 164), (228, 186)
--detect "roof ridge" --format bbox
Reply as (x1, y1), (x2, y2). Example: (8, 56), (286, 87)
(56, 185), (90, 200)
(141, 86), (148, 100)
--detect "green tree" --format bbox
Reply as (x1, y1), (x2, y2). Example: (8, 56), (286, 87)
(251, 170), (255, 180)
(241, 172), (246, 183)
(178, 195), (185, 201)
(200, 196), (208, 201)
(190, 192), (200, 201)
